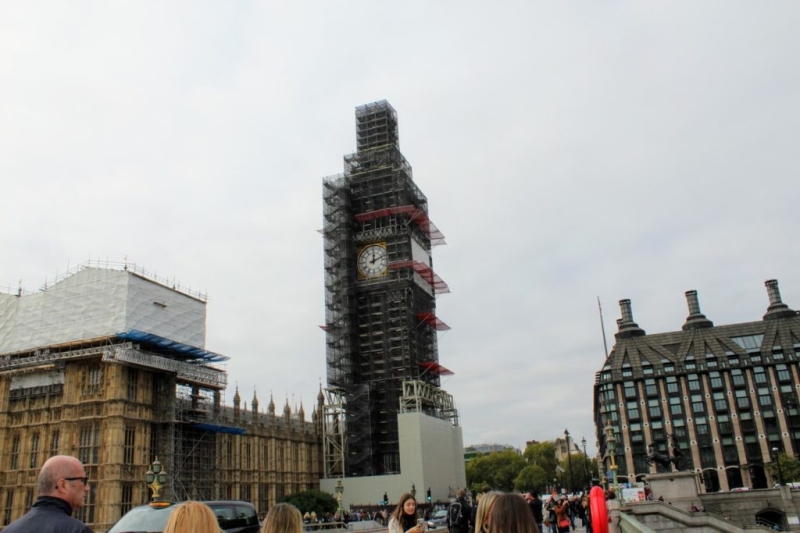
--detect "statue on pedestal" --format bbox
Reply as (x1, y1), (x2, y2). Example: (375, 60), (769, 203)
(647, 433), (685, 473)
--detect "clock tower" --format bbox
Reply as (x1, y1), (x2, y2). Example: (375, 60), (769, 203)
(322, 101), (454, 478)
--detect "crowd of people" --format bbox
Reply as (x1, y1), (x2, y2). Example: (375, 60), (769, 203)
(5, 454), (622, 533)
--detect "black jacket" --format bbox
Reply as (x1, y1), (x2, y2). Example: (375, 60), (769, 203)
(448, 497), (472, 533)
(2, 496), (93, 533)
(529, 498), (543, 523)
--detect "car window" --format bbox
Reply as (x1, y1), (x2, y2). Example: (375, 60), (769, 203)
(208, 503), (258, 530)
(108, 505), (175, 533)
(235, 504), (259, 527)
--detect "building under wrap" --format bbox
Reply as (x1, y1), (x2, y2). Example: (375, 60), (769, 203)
(0, 262), (323, 530)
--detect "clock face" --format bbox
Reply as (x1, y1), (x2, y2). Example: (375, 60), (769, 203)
(357, 243), (389, 279)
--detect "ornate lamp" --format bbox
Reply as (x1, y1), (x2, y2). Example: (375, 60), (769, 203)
(411, 483), (417, 498)
(145, 457), (168, 501)
(605, 423), (618, 490)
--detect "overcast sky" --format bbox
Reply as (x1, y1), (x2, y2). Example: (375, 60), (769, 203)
(2, 2), (799, 456)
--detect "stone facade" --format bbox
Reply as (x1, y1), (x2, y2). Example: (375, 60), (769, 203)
(0, 266), (324, 531)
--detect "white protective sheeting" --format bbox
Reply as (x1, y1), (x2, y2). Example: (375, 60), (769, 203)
(0, 267), (206, 355)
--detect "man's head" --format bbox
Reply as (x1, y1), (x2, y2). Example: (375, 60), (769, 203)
(457, 489), (466, 499)
(37, 455), (89, 511)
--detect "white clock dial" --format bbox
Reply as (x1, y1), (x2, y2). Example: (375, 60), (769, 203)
(357, 244), (388, 279)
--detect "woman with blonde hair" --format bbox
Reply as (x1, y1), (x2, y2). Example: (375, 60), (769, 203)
(473, 491), (501, 533)
(388, 493), (424, 533)
(261, 503), (304, 533)
(488, 493), (539, 533)
(163, 501), (219, 533)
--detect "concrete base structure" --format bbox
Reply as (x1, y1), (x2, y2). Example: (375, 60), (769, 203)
(320, 411), (465, 508)
(644, 471), (700, 510)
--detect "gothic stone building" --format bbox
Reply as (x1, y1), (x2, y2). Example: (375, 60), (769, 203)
(0, 264), (323, 531)
(595, 280), (800, 492)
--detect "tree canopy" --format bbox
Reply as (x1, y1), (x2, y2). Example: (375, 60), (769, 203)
(282, 489), (338, 516)
(467, 441), (598, 495)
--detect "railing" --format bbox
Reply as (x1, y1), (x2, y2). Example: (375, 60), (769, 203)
(620, 512), (658, 533)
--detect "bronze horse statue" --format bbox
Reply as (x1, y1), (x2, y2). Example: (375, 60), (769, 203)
(646, 433), (685, 473)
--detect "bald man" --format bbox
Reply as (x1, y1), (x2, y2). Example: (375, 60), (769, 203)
(4, 455), (93, 533)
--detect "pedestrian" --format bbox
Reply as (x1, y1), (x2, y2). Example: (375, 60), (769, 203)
(606, 491), (620, 533)
(543, 491), (558, 533)
(447, 489), (472, 533)
(580, 496), (591, 533)
(553, 496), (570, 533)
(3, 455), (92, 533)
(388, 493), (424, 533)
(527, 493), (543, 533)
(164, 501), (219, 533)
(487, 493), (540, 533)
(261, 503), (304, 533)
(473, 491), (501, 533)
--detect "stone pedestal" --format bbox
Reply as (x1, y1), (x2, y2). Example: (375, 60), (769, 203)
(645, 471), (701, 511)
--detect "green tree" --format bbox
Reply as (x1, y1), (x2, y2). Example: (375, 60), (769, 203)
(514, 464), (548, 493)
(466, 449), (526, 492)
(769, 452), (800, 483)
(523, 442), (558, 484)
(282, 490), (338, 516)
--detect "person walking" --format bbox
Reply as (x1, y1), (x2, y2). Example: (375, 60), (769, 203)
(3, 455), (93, 533)
(543, 492), (558, 533)
(448, 489), (472, 533)
(553, 496), (570, 533)
(606, 491), (620, 533)
(527, 494), (543, 533)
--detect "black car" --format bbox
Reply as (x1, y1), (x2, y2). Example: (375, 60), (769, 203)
(108, 500), (260, 533)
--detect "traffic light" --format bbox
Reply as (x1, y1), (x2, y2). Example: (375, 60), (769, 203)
(426, 488), (432, 502)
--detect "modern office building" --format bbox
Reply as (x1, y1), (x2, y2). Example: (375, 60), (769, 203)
(594, 280), (800, 492)
(320, 101), (464, 505)
(0, 263), (323, 530)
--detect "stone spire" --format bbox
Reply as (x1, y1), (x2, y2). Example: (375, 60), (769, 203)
(268, 393), (276, 416)
(298, 401), (305, 421)
(233, 386), (241, 424)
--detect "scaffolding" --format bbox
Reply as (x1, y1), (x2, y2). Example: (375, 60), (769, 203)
(322, 100), (450, 477)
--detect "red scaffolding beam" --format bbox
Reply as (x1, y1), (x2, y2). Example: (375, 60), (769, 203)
(389, 260), (450, 294)
(418, 361), (454, 376)
(354, 205), (446, 245)
(416, 312), (451, 331)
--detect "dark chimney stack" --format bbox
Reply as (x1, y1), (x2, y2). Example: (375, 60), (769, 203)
(764, 279), (796, 320)
(682, 290), (713, 330)
(616, 299), (645, 338)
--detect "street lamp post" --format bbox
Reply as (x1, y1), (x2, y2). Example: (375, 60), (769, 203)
(772, 448), (785, 486)
(604, 423), (618, 492)
(411, 484), (417, 499)
(145, 457), (168, 501)
(335, 479), (344, 514)
(564, 429), (574, 493)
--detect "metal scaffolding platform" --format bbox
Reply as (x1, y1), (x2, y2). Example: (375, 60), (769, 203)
(322, 100), (451, 477)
